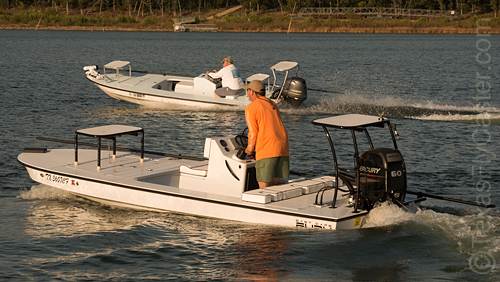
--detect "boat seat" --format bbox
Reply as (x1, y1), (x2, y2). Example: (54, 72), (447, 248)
(179, 164), (208, 177)
(175, 81), (194, 91)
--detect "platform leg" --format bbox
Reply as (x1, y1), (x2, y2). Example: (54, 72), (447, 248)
(74, 133), (78, 166)
(97, 137), (101, 170)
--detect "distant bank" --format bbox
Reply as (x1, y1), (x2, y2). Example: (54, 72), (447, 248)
(1, 24), (497, 34)
(1, 8), (498, 34)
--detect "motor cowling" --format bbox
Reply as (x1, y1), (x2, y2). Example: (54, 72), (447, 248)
(357, 148), (407, 210)
(280, 77), (307, 108)
(83, 65), (101, 79)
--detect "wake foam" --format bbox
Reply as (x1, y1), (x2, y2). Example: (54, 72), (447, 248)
(364, 202), (500, 256)
(17, 184), (72, 201)
(284, 94), (500, 123)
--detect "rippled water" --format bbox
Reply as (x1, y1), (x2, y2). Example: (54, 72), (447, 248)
(1, 30), (499, 281)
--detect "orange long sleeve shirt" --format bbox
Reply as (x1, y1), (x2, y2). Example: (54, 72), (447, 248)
(245, 96), (289, 161)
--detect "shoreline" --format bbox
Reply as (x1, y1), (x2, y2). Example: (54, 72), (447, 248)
(1, 6), (499, 34)
(1, 24), (494, 34)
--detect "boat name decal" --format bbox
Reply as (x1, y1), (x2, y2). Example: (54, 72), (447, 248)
(130, 93), (145, 98)
(43, 173), (70, 184)
(296, 220), (333, 229)
(359, 166), (381, 174)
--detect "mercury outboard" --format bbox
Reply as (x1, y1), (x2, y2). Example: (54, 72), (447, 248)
(312, 114), (407, 212)
(357, 148), (407, 210)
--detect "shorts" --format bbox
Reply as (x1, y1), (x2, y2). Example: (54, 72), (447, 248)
(214, 87), (244, 97)
(255, 156), (290, 183)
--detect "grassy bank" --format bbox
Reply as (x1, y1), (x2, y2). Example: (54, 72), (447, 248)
(1, 7), (499, 33)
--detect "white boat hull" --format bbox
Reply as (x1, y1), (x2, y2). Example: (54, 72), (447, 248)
(87, 71), (250, 108)
(19, 145), (377, 230)
(18, 123), (423, 230)
(84, 61), (309, 108)
(24, 165), (364, 230)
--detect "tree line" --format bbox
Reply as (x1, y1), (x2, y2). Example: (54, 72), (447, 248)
(1, 0), (498, 17)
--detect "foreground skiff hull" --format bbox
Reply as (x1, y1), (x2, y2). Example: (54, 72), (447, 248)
(18, 121), (424, 230)
(19, 149), (372, 230)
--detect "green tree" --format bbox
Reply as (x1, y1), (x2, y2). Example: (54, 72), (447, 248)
(492, 0), (499, 17)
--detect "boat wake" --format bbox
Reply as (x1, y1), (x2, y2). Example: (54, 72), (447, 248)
(18, 185), (500, 257)
(18, 184), (74, 201)
(286, 94), (500, 124)
(127, 92), (500, 124)
(364, 202), (500, 256)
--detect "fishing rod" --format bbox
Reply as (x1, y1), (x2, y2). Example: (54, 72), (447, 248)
(406, 191), (495, 208)
(307, 88), (345, 94)
(35, 137), (206, 161)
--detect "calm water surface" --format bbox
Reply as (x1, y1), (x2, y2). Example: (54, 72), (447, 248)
(1, 30), (499, 281)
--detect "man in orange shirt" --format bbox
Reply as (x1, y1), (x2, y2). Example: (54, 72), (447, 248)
(243, 80), (289, 188)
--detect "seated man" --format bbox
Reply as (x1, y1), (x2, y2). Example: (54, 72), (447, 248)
(206, 56), (244, 98)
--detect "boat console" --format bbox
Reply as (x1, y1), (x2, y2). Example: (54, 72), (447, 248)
(138, 134), (259, 198)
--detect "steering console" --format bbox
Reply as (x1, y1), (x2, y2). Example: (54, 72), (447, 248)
(235, 128), (250, 160)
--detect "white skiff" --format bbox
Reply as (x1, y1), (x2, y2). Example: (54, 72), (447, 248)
(84, 61), (308, 108)
(18, 114), (425, 230)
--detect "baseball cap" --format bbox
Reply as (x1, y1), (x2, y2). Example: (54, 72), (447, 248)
(221, 56), (233, 64)
(243, 80), (265, 93)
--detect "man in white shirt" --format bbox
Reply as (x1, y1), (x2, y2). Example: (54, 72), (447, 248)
(206, 56), (244, 98)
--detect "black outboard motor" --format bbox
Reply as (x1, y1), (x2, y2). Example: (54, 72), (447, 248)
(280, 77), (307, 108)
(357, 148), (407, 210)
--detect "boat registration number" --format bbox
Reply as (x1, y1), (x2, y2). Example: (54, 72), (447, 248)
(130, 93), (145, 98)
(296, 220), (333, 229)
(43, 173), (69, 184)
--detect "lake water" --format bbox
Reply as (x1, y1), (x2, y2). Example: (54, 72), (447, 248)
(1, 30), (499, 281)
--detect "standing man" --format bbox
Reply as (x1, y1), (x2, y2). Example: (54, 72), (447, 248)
(206, 56), (244, 98)
(243, 80), (289, 188)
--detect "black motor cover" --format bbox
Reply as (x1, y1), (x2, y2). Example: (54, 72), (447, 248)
(280, 77), (307, 108)
(358, 148), (407, 210)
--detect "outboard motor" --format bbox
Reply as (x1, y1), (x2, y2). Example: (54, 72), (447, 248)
(280, 77), (307, 108)
(83, 65), (101, 79)
(357, 148), (407, 210)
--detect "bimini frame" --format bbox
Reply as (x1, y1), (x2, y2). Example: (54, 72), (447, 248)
(269, 61), (299, 101)
(311, 114), (399, 212)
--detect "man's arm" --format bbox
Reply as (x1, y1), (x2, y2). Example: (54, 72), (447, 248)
(245, 109), (258, 154)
